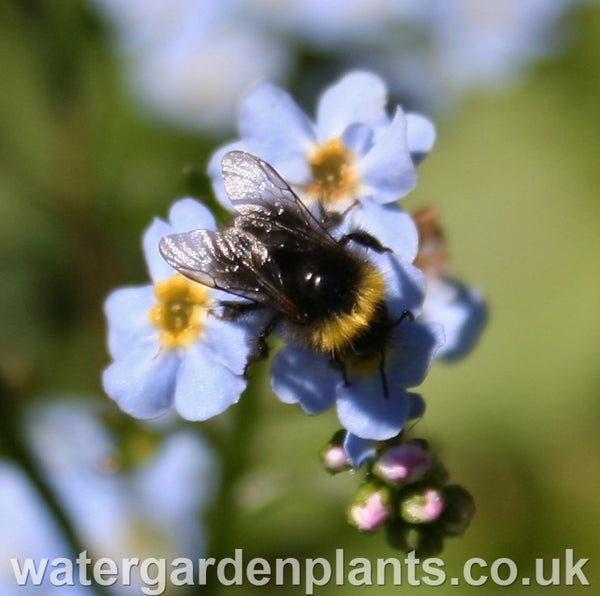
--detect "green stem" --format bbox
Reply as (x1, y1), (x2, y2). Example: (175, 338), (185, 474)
(201, 371), (263, 593)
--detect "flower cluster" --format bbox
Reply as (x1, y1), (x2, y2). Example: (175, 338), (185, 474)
(0, 399), (215, 593)
(88, 0), (290, 132)
(102, 71), (486, 550)
(90, 0), (585, 131)
(204, 72), (451, 440)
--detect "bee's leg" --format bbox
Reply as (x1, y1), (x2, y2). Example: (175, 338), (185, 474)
(371, 310), (413, 397)
(378, 349), (390, 400)
(329, 356), (351, 387)
(318, 200), (359, 229)
(216, 301), (278, 377)
(392, 309), (415, 327)
(337, 199), (360, 219)
(339, 230), (391, 253)
(244, 314), (281, 377)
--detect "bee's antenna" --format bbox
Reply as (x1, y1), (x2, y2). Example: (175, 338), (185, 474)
(379, 348), (390, 399)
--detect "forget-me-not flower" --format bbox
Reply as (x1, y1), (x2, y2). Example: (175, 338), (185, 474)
(2, 399), (216, 593)
(89, 0), (290, 133)
(413, 207), (487, 361)
(208, 71), (435, 258)
(421, 278), (487, 361)
(0, 462), (87, 594)
(103, 198), (253, 420)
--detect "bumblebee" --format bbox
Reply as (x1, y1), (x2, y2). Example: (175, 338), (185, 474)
(159, 151), (412, 395)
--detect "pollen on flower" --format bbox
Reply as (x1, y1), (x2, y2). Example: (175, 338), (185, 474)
(306, 138), (358, 205)
(148, 274), (210, 348)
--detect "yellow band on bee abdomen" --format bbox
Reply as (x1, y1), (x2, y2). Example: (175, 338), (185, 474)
(309, 264), (385, 354)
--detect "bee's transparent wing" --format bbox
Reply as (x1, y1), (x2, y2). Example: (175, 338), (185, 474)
(221, 151), (337, 247)
(160, 229), (223, 288)
(159, 227), (300, 314)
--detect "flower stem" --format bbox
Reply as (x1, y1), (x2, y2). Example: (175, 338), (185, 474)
(201, 371), (264, 593)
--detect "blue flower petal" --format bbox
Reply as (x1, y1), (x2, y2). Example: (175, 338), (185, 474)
(207, 140), (247, 209)
(204, 315), (254, 376)
(143, 217), (176, 283)
(336, 377), (410, 440)
(271, 346), (338, 414)
(341, 123), (374, 156)
(132, 431), (217, 530)
(345, 200), (419, 262)
(174, 341), (247, 420)
(382, 256), (427, 319)
(168, 198), (217, 231)
(360, 107), (417, 203)
(406, 113), (436, 165)
(388, 321), (445, 388)
(0, 463), (80, 573)
(104, 285), (155, 360)
(344, 433), (377, 468)
(316, 71), (388, 141)
(144, 198), (218, 283)
(103, 341), (179, 419)
(408, 393), (426, 420)
(422, 279), (488, 362)
(238, 82), (315, 178)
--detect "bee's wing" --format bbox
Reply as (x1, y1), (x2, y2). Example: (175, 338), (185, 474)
(159, 229), (222, 288)
(221, 151), (337, 248)
(159, 227), (301, 315)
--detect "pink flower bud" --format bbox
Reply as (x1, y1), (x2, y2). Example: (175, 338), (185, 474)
(400, 487), (444, 524)
(374, 441), (432, 485)
(321, 444), (350, 473)
(348, 484), (392, 531)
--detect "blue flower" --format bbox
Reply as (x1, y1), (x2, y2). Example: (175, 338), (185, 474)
(1, 399), (216, 593)
(103, 198), (253, 420)
(89, 0), (290, 133)
(343, 391), (426, 468)
(270, 250), (444, 440)
(421, 278), (488, 362)
(207, 71), (435, 257)
(413, 207), (487, 362)
(0, 462), (85, 594)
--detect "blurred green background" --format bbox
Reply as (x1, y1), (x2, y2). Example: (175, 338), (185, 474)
(1, 1), (599, 594)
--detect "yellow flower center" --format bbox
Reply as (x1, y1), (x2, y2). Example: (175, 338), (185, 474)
(148, 274), (210, 348)
(306, 138), (358, 206)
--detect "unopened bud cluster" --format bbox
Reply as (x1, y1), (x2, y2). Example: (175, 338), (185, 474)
(322, 432), (475, 556)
